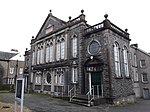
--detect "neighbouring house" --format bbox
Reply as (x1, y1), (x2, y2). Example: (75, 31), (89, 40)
(0, 51), (24, 86)
(130, 44), (150, 99)
(24, 10), (135, 105)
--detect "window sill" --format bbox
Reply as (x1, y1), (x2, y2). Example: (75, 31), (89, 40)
(35, 83), (41, 85)
(44, 83), (51, 85)
(142, 81), (149, 84)
(54, 84), (64, 86)
(124, 76), (131, 79)
(140, 66), (147, 69)
(115, 76), (123, 79)
(71, 82), (78, 84)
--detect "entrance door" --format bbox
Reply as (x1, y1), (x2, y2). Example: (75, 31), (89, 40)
(91, 72), (102, 96)
(143, 89), (149, 99)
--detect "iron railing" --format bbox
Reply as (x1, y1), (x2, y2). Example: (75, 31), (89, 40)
(68, 85), (76, 102)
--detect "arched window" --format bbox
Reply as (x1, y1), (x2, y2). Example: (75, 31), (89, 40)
(59, 73), (64, 85)
(61, 39), (65, 59)
(37, 48), (40, 64)
(32, 50), (35, 65)
(114, 42), (121, 77)
(123, 46), (129, 77)
(54, 75), (57, 84)
(72, 34), (77, 58)
(47, 73), (51, 84)
(72, 66), (78, 83)
(40, 47), (43, 64)
(49, 43), (53, 62)
(46, 45), (50, 63)
(56, 41), (60, 61)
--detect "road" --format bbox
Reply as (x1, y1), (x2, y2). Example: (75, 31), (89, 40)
(0, 93), (150, 112)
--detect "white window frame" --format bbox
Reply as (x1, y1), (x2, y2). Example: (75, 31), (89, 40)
(140, 60), (146, 68)
(10, 67), (14, 74)
(72, 37), (77, 58)
(59, 73), (64, 85)
(40, 48), (43, 64)
(123, 47), (129, 77)
(37, 49), (40, 64)
(142, 73), (148, 82)
(56, 42), (60, 61)
(134, 54), (137, 66)
(46, 46), (50, 63)
(31, 73), (33, 83)
(35, 75), (41, 84)
(49, 45), (53, 62)
(19, 68), (23, 74)
(32, 51), (35, 65)
(114, 42), (121, 77)
(55, 75), (57, 84)
(61, 41), (65, 59)
(72, 67), (78, 83)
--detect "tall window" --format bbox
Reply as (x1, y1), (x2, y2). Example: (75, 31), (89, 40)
(46, 46), (49, 63)
(114, 42), (121, 77)
(19, 68), (23, 74)
(56, 42), (60, 61)
(72, 67), (78, 83)
(40, 48), (43, 64)
(31, 73), (33, 83)
(59, 73), (64, 85)
(61, 40), (65, 59)
(140, 60), (146, 67)
(49, 44), (53, 62)
(55, 75), (57, 84)
(134, 70), (139, 82)
(46, 73), (51, 84)
(35, 75), (41, 84)
(32, 51), (35, 65)
(123, 47), (129, 77)
(142, 73), (148, 82)
(56, 39), (65, 60)
(72, 37), (77, 57)
(37, 49), (40, 64)
(134, 54), (137, 66)
(9, 67), (14, 74)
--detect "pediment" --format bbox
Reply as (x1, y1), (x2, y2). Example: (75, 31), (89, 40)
(36, 14), (66, 40)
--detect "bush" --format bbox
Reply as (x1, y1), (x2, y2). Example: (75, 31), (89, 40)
(0, 84), (14, 91)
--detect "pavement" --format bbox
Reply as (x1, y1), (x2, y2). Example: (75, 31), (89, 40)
(0, 92), (150, 112)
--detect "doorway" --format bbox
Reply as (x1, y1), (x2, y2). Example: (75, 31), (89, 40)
(90, 72), (102, 96)
(143, 88), (149, 99)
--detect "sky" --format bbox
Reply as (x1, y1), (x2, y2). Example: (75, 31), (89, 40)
(0, 0), (150, 60)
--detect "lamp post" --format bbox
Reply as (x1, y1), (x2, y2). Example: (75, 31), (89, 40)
(14, 59), (18, 86)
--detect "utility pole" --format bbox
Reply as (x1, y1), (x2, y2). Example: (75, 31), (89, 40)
(14, 60), (18, 85)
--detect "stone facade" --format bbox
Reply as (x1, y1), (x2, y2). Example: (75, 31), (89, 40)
(24, 10), (135, 103)
(130, 44), (150, 99)
(0, 52), (24, 85)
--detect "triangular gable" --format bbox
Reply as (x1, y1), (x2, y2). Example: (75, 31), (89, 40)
(0, 51), (17, 60)
(36, 13), (66, 40)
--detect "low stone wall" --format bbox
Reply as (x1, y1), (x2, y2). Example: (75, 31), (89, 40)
(113, 94), (136, 106)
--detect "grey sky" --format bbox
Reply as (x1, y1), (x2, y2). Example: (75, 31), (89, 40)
(0, 0), (150, 58)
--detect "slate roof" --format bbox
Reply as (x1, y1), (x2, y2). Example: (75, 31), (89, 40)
(0, 51), (18, 60)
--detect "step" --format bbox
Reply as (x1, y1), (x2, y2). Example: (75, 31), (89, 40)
(69, 95), (94, 107)
(70, 98), (93, 107)
(69, 95), (106, 106)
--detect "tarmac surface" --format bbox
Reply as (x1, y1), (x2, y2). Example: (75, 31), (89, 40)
(0, 93), (150, 112)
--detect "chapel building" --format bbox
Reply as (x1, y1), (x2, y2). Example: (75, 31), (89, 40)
(24, 10), (135, 104)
